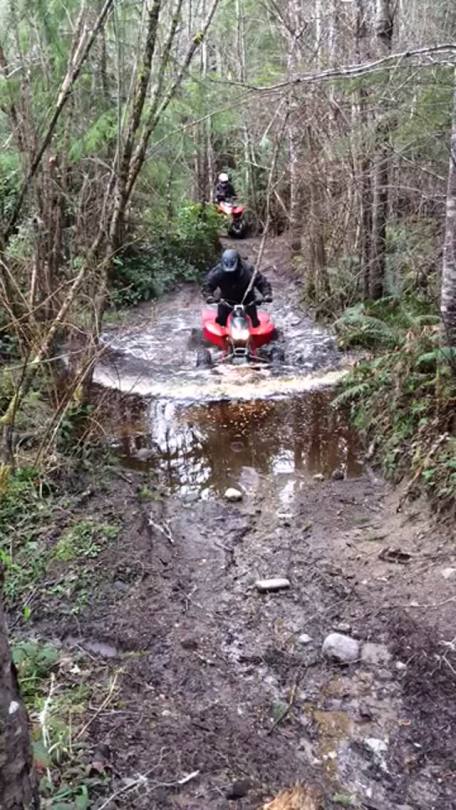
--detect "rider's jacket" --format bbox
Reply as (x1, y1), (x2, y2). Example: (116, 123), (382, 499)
(202, 260), (272, 305)
(214, 180), (236, 202)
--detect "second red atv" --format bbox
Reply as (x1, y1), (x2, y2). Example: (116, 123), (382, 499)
(197, 299), (284, 366)
(216, 200), (248, 238)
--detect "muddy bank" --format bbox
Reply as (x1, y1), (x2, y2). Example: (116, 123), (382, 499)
(29, 463), (456, 810)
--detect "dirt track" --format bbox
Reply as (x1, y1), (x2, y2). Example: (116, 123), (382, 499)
(21, 237), (456, 808)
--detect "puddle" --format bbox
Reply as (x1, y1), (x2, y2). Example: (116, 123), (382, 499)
(94, 271), (362, 497)
(105, 390), (362, 497)
(65, 636), (119, 658)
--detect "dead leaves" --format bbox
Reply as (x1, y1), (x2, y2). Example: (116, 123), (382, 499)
(262, 785), (322, 810)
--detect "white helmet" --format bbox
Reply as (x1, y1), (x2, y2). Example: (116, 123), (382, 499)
(218, 172), (229, 183)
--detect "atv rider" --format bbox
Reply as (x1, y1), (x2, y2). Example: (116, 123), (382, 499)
(214, 172), (236, 203)
(203, 248), (272, 328)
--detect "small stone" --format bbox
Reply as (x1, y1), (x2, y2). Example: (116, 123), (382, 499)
(442, 567), (456, 580)
(181, 638), (198, 651)
(361, 642), (391, 667)
(313, 473), (324, 481)
(395, 661), (407, 672)
(135, 447), (154, 461)
(298, 633), (313, 645)
(322, 633), (360, 664)
(364, 737), (388, 765)
(255, 578), (290, 592)
(224, 487), (243, 502)
(331, 469), (344, 481)
(113, 580), (129, 593)
(183, 490), (200, 503)
(333, 622), (352, 634)
(226, 779), (250, 800)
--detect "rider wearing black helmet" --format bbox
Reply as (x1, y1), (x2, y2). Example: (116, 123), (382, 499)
(203, 248), (272, 327)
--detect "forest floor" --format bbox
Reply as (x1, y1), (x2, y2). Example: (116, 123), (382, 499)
(9, 237), (456, 810)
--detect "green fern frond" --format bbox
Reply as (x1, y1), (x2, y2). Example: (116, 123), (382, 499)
(332, 382), (370, 408)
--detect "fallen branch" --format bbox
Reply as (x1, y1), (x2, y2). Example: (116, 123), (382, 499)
(148, 517), (176, 545)
(267, 667), (302, 735)
(97, 769), (200, 810)
(76, 672), (119, 741)
(210, 42), (456, 95)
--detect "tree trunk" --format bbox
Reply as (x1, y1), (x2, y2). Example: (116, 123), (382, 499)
(0, 572), (38, 809)
(369, 0), (394, 299)
(353, 0), (373, 298)
(441, 69), (456, 348)
(286, 0), (303, 248)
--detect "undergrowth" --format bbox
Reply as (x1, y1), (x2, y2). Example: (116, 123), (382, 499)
(334, 298), (456, 511)
(1, 468), (121, 808)
(13, 637), (114, 809)
(111, 201), (221, 307)
(0, 468), (120, 612)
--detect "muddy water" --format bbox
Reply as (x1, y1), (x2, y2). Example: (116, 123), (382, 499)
(109, 392), (362, 497)
(95, 264), (362, 491)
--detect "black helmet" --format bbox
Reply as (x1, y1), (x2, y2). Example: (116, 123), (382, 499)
(222, 248), (240, 273)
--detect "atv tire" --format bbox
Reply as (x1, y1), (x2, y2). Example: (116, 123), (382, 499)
(229, 219), (248, 239)
(271, 347), (285, 365)
(196, 348), (213, 368)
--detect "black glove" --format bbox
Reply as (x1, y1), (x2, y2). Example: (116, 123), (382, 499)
(206, 295), (217, 304)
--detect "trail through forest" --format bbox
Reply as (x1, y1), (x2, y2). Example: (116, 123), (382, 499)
(29, 237), (455, 809)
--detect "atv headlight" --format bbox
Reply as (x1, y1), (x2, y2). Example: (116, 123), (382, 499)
(231, 326), (250, 342)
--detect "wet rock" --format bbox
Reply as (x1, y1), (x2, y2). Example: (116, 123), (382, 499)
(113, 580), (129, 593)
(226, 779), (250, 800)
(181, 637), (198, 651)
(333, 622), (352, 634)
(322, 633), (360, 664)
(364, 737), (388, 770)
(361, 642), (391, 667)
(298, 633), (313, 645)
(224, 487), (243, 502)
(135, 447), (154, 461)
(255, 578), (290, 593)
(183, 490), (200, 503)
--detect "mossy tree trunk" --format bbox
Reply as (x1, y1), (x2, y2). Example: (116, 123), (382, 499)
(0, 572), (38, 809)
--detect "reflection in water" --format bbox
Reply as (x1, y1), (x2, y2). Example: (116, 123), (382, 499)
(109, 391), (362, 496)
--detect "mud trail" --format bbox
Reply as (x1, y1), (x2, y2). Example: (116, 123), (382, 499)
(60, 238), (456, 807)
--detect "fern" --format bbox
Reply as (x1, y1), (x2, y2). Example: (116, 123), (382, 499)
(332, 382), (370, 407)
(417, 347), (456, 371)
(335, 309), (398, 348)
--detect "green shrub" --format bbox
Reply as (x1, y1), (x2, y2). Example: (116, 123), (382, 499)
(111, 201), (221, 307)
(334, 299), (456, 510)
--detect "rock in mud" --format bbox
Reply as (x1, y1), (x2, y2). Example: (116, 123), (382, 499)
(364, 737), (388, 770)
(224, 487), (243, 502)
(361, 642), (391, 666)
(135, 447), (154, 461)
(226, 779), (250, 800)
(298, 633), (313, 645)
(322, 633), (360, 664)
(442, 567), (456, 580)
(313, 473), (325, 481)
(255, 578), (290, 593)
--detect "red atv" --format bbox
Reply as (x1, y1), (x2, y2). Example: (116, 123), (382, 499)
(197, 299), (284, 366)
(216, 199), (248, 238)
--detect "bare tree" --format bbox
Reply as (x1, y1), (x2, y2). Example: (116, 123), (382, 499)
(369, 0), (395, 299)
(441, 68), (456, 348)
